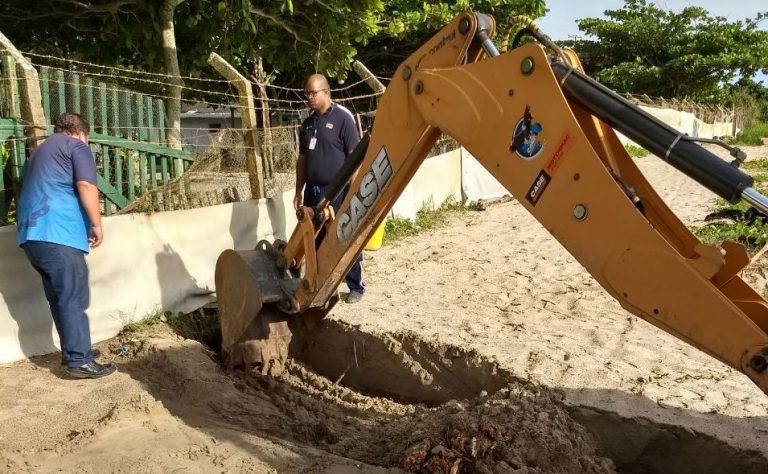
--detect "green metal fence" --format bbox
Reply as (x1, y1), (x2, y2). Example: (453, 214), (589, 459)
(0, 56), (194, 224)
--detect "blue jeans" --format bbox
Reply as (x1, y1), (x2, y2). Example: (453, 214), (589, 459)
(22, 241), (94, 368)
(304, 184), (365, 294)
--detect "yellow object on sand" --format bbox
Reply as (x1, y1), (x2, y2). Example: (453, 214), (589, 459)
(365, 221), (386, 251)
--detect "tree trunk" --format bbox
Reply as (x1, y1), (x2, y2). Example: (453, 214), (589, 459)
(159, 0), (185, 158)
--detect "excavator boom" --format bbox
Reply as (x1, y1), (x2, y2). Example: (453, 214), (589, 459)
(216, 12), (768, 394)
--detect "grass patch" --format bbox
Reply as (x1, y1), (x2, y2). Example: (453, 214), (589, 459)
(120, 308), (219, 345)
(731, 122), (768, 146)
(384, 196), (479, 244)
(693, 157), (768, 249)
(692, 221), (768, 249)
(713, 197), (750, 212)
(625, 143), (650, 158)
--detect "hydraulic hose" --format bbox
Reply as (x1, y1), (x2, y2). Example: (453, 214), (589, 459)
(551, 61), (753, 204)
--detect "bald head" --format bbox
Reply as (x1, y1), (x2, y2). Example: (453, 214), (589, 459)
(305, 73), (331, 114)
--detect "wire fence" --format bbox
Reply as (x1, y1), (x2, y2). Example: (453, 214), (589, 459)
(2, 50), (749, 222)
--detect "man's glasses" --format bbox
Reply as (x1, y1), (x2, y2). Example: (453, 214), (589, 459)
(304, 88), (327, 98)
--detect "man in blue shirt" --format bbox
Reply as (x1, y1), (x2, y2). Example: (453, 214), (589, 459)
(17, 113), (116, 379)
(294, 74), (365, 303)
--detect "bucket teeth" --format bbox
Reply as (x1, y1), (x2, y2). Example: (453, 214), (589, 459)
(225, 307), (293, 375)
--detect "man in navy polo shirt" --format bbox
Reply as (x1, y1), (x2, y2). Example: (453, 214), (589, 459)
(17, 113), (116, 379)
(294, 73), (365, 303)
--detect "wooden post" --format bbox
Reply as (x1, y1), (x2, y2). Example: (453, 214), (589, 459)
(352, 60), (386, 95)
(251, 58), (273, 180)
(1, 56), (19, 119)
(0, 30), (46, 148)
(207, 52), (264, 199)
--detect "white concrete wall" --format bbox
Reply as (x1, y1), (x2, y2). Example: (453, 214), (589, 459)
(0, 192), (296, 363)
(0, 103), (732, 363)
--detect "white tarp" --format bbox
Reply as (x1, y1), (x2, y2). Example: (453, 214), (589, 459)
(461, 148), (510, 202)
(389, 148), (463, 219)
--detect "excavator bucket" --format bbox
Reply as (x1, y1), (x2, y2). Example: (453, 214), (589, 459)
(214, 247), (297, 374)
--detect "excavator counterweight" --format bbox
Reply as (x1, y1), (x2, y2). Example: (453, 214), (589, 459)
(216, 12), (768, 395)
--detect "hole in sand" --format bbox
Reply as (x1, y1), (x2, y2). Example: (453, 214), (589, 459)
(190, 307), (767, 473)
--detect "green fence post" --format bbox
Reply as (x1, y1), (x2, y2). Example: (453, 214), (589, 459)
(110, 86), (122, 197)
(157, 98), (166, 143)
(145, 96), (158, 192)
(136, 94), (147, 195)
(120, 89), (131, 139)
(111, 86), (120, 136)
(127, 146), (135, 201)
(11, 121), (25, 182)
(69, 73), (81, 114)
(99, 82), (108, 134)
(0, 139), (6, 220)
(55, 69), (65, 117)
(84, 77), (94, 133)
(102, 144), (111, 216)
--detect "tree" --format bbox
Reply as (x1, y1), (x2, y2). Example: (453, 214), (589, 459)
(356, 0), (547, 78)
(0, 0), (547, 134)
(0, 0), (389, 146)
(570, 0), (768, 102)
(0, 1), (383, 83)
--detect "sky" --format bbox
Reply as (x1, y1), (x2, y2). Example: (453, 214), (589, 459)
(536, 0), (767, 83)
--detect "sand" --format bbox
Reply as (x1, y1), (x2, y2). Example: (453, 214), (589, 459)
(1, 144), (767, 473)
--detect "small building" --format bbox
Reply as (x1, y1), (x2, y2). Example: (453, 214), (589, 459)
(180, 103), (241, 154)
(180, 103), (307, 154)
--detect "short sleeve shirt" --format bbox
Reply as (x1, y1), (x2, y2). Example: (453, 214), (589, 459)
(16, 133), (98, 253)
(299, 103), (360, 186)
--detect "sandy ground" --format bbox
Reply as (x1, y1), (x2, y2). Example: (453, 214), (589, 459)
(1, 144), (768, 473)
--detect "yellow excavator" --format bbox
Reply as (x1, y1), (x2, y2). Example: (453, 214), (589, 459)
(215, 12), (768, 395)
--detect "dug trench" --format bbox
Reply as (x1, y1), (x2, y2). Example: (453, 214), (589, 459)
(116, 307), (767, 473)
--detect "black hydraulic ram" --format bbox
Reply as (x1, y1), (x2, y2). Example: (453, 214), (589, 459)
(550, 61), (768, 215)
(312, 133), (371, 224)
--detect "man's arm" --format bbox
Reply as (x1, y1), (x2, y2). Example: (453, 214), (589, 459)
(76, 181), (103, 248)
(71, 139), (103, 248)
(294, 153), (306, 210)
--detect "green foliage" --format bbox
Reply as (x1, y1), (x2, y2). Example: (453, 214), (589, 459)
(1, 0), (545, 91)
(571, 0), (768, 102)
(692, 221), (768, 250)
(0, 0), (383, 86)
(352, 0), (547, 78)
(384, 196), (479, 243)
(732, 122), (768, 146)
(624, 143), (649, 157)
(725, 78), (768, 124)
(692, 157), (768, 251)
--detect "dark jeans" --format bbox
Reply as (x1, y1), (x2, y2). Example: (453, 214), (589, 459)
(21, 241), (94, 368)
(304, 184), (365, 294)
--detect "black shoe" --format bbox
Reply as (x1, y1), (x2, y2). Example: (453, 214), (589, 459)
(346, 291), (364, 304)
(61, 349), (101, 367)
(67, 361), (117, 379)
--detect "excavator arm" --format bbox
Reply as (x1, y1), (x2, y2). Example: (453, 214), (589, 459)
(215, 12), (768, 394)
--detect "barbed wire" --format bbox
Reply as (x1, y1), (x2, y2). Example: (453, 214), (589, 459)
(31, 63), (240, 101)
(21, 51), (232, 84)
(21, 65), (384, 108)
(22, 51), (384, 95)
